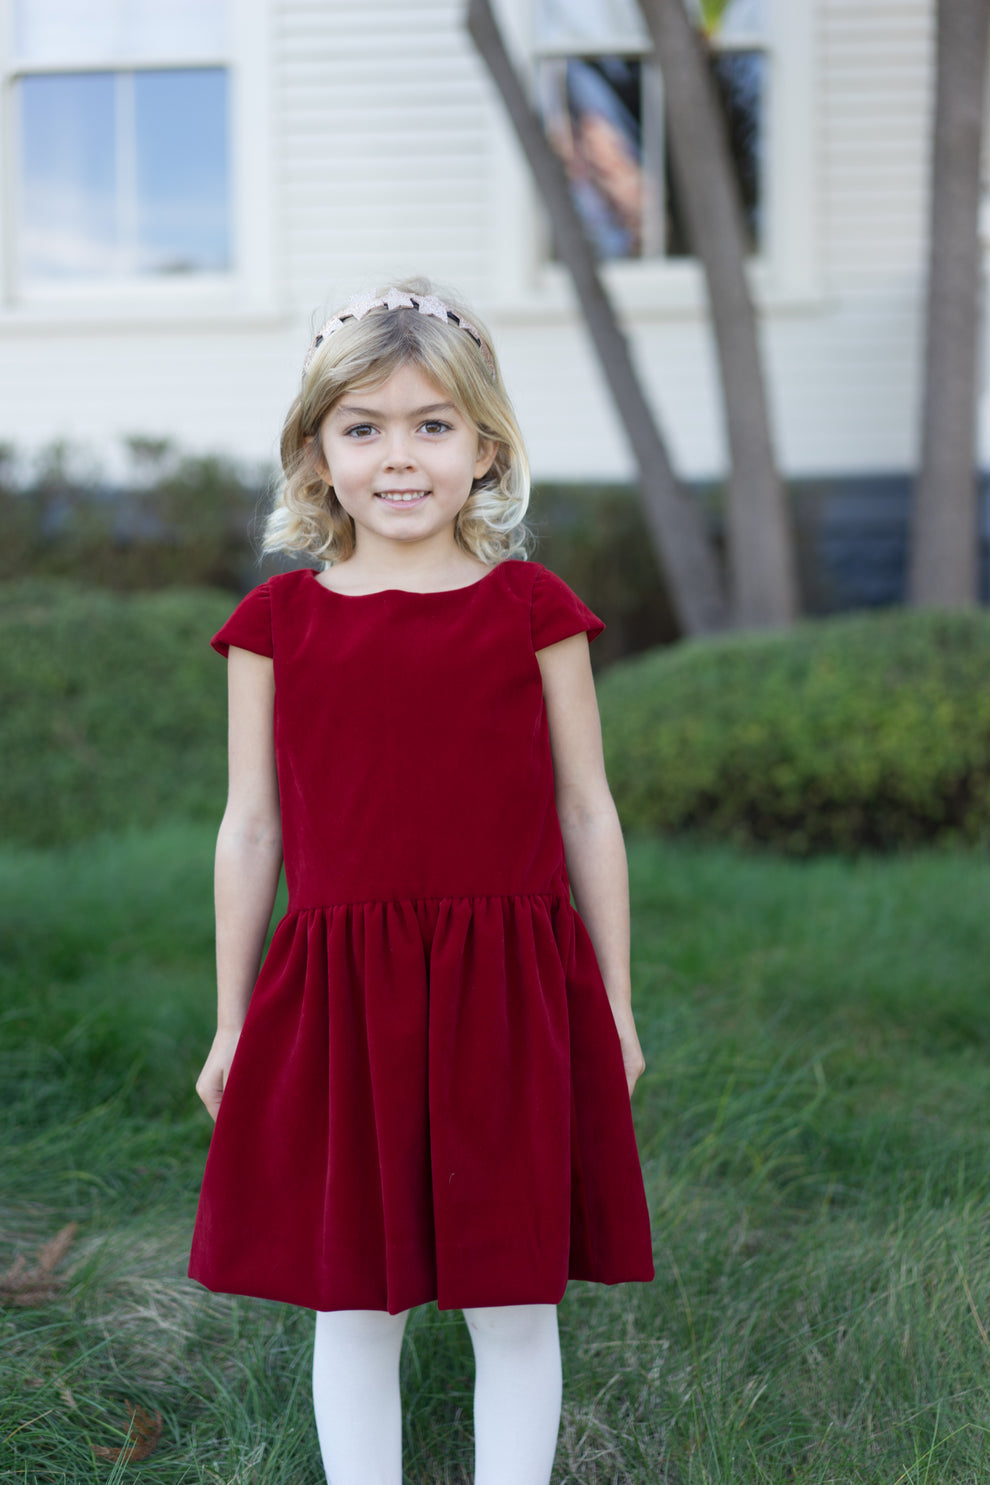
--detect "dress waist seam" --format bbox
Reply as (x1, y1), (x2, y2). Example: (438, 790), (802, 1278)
(285, 889), (571, 912)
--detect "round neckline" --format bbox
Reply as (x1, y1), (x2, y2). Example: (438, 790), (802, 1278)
(306, 563), (506, 600)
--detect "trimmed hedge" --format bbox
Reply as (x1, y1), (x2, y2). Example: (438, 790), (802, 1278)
(597, 607), (990, 854)
(0, 454), (679, 664)
(6, 582), (990, 855)
(0, 580), (232, 846)
(528, 483), (680, 662)
(0, 441), (265, 593)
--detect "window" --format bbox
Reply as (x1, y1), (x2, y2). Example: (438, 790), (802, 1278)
(533, 0), (767, 262)
(2, 0), (269, 304)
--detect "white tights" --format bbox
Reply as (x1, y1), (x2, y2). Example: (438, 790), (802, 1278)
(312, 1303), (562, 1485)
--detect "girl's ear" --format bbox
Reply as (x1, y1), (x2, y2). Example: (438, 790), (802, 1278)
(474, 437), (498, 482)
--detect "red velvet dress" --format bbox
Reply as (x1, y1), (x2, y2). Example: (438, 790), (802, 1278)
(188, 561), (654, 1312)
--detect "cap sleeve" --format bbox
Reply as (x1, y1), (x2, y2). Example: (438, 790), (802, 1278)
(531, 565), (605, 650)
(211, 582), (273, 658)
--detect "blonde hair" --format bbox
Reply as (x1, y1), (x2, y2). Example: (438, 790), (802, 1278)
(265, 279), (531, 566)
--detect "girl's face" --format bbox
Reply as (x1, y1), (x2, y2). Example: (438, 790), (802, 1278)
(315, 363), (496, 558)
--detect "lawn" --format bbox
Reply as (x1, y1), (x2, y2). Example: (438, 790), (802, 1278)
(2, 825), (989, 1483)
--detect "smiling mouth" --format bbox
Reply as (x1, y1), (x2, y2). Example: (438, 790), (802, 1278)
(375, 491), (430, 504)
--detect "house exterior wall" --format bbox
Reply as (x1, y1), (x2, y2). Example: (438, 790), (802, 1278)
(0, 0), (973, 488)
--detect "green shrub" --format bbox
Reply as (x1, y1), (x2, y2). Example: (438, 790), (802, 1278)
(528, 483), (681, 662)
(0, 579), (232, 846)
(0, 439), (266, 592)
(11, 581), (988, 857)
(597, 606), (990, 853)
(0, 454), (682, 662)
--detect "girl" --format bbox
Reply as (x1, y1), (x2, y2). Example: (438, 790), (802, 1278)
(189, 280), (654, 1485)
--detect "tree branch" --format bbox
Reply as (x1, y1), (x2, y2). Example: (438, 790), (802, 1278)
(466, 0), (727, 636)
(639, 0), (798, 626)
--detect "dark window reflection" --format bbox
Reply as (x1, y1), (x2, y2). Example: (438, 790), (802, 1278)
(666, 50), (764, 256)
(538, 46), (764, 261)
(537, 56), (659, 260)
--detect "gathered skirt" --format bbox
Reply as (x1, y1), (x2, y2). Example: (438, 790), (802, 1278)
(188, 890), (655, 1313)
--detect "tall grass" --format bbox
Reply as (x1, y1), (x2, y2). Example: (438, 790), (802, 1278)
(2, 827), (989, 1482)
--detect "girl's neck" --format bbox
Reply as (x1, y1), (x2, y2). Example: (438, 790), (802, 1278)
(319, 545), (491, 596)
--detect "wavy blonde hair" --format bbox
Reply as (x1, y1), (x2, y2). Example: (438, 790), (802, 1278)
(265, 279), (531, 566)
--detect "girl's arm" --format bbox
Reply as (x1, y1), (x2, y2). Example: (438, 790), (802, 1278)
(537, 633), (646, 1097)
(195, 646), (283, 1121)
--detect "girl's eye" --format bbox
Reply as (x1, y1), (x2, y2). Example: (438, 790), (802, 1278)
(344, 424), (376, 438)
(420, 420), (451, 435)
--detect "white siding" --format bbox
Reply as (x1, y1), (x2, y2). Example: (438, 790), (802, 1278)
(488, 0), (939, 482)
(0, 0), (497, 465)
(819, 0), (933, 286)
(0, 0), (971, 484)
(275, 0), (495, 306)
(787, 0), (933, 474)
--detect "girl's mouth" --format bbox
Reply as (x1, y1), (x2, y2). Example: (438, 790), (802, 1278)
(375, 491), (430, 506)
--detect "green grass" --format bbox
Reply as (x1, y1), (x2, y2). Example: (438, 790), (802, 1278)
(2, 826), (989, 1482)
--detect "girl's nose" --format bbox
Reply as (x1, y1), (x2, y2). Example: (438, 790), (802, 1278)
(383, 433), (415, 468)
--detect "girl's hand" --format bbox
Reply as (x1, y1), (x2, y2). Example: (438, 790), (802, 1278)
(195, 1028), (242, 1123)
(610, 1005), (646, 1098)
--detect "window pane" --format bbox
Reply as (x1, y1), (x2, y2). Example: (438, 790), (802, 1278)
(14, 0), (226, 63)
(18, 73), (118, 278)
(666, 50), (765, 256)
(534, 0), (649, 54)
(134, 69), (230, 273)
(537, 57), (660, 260)
(18, 68), (231, 280)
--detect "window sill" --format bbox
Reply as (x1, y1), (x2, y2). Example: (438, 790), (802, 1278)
(0, 276), (287, 332)
(488, 256), (825, 324)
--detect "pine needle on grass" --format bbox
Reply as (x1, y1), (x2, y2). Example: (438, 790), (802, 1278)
(90, 1399), (163, 1462)
(0, 1223), (78, 1307)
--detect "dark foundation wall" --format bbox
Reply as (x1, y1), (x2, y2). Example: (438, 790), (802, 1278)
(529, 477), (990, 660)
(790, 475), (990, 613)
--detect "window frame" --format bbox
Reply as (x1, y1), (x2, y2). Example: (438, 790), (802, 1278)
(0, 0), (277, 324)
(487, 0), (819, 316)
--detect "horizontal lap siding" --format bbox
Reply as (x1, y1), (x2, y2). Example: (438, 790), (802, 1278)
(479, 0), (939, 481)
(276, 0), (494, 303)
(780, 0), (933, 476)
(501, 1), (937, 481)
(821, 0), (932, 285)
(0, 0), (952, 482)
(0, 0), (498, 464)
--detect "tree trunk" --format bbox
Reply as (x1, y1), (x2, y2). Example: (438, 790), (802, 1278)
(909, 0), (990, 607)
(466, 0), (727, 636)
(639, 0), (799, 628)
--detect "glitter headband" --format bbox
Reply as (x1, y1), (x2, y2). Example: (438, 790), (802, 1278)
(304, 288), (497, 377)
